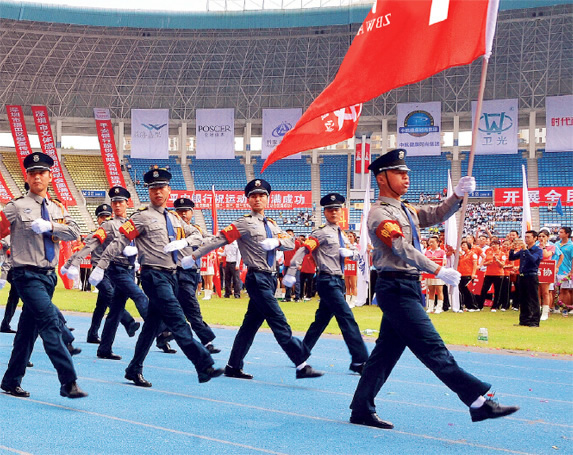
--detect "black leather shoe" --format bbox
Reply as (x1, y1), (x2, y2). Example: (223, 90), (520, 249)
(60, 381), (88, 399)
(157, 341), (177, 354)
(67, 344), (82, 356)
(349, 363), (365, 375)
(86, 336), (101, 344)
(27, 362), (33, 368)
(97, 352), (122, 360)
(198, 367), (224, 383)
(0, 325), (16, 334)
(224, 366), (253, 380)
(296, 365), (324, 379)
(125, 371), (152, 387)
(206, 344), (221, 354)
(127, 321), (140, 338)
(470, 399), (520, 422)
(1, 385), (30, 398)
(350, 412), (394, 429)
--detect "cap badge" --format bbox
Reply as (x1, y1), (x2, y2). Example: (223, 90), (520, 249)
(180, 199), (184, 203)
(330, 195), (336, 201)
(255, 180), (261, 187)
(115, 188), (120, 194)
(398, 151), (405, 159)
(153, 171), (159, 178)
(33, 155), (39, 162)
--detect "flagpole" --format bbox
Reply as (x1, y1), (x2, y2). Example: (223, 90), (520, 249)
(453, 56), (490, 271)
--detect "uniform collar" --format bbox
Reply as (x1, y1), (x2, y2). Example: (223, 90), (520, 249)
(251, 211), (265, 220)
(150, 204), (166, 214)
(28, 191), (46, 205)
(327, 221), (340, 229)
(378, 196), (402, 208)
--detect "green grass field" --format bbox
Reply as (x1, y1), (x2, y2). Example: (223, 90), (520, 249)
(2, 283), (572, 355)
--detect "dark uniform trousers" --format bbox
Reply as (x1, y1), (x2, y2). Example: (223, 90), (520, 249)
(350, 275), (491, 415)
(228, 269), (305, 369)
(1, 269), (19, 331)
(224, 262), (242, 297)
(478, 275), (503, 309)
(177, 268), (216, 345)
(303, 274), (368, 364)
(98, 263), (151, 356)
(517, 274), (540, 326)
(459, 276), (477, 310)
(126, 268), (213, 375)
(1, 268), (77, 388)
(88, 271), (135, 341)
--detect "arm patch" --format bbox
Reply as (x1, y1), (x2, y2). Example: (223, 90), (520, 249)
(93, 227), (107, 244)
(375, 220), (404, 248)
(119, 219), (139, 241)
(221, 224), (241, 243)
(303, 236), (320, 253)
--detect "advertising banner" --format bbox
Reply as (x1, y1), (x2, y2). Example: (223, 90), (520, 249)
(545, 95), (573, 152)
(168, 190), (312, 210)
(494, 187), (573, 207)
(0, 172), (13, 204)
(196, 108), (235, 159)
(31, 106), (76, 205)
(538, 260), (555, 284)
(397, 101), (441, 155)
(262, 108), (302, 159)
(5, 105), (33, 177)
(472, 99), (518, 154)
(130, 109), (169, 159)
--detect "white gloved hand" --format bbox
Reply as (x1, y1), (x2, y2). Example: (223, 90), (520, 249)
(31, 218), (52, 234)
(181, 255), (196, 269)
(339, 247), (355, 258)
(66, 265), (80, 281)
(436, 267), (461, 286)
(454, 176), (476, 198)
(60, 265), (69, 276)
(260, 238), (280, 251)
(134, 261), (141, 272)
(123, 245), (138, 257)
(0, 279), (6, 290)
(163, 239), (188, 253)
(89, 266), (105, 287)
(282, 274), (296, 288)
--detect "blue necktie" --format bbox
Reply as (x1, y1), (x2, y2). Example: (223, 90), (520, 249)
(41, 199), (55, 262)
(164, 210), (178, 264)
(401, 202), (422, 252)
(263, 218), (275, 267)
(338, 228), (346, 274)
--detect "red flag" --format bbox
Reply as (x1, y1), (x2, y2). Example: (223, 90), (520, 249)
(262, 0), (499, 171)
(211, 186), (222, 297)
(58, 241), (74, 290)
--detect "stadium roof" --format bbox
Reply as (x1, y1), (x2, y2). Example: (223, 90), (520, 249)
(1, 0), (571, 29)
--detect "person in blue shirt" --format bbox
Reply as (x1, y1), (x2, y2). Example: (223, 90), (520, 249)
(555, 227), (573, 313)
(509, 230), (543, 327)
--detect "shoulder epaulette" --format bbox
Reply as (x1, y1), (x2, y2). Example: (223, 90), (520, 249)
(243, 213), (252, 217)
(267, 217), (277, 225)
(138, 207), (148, 211)
(319, 224), (326, 228)
(193, 224), (203, 234)
(13, 196), (24, 201)
(403, 202), (418, 213)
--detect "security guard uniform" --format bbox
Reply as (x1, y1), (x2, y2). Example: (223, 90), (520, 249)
(64, 202), (137, 344)
(94, 170), (220, 385)
(286, 193), (368, 371)
(0, 152), (86, 398)
(173, 198), (219, 352)
(193, 179), (323, 379)
(1, 250), (19, 333)
(350, 149), (491, 425)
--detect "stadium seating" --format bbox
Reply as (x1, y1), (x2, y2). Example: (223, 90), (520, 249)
(461, 151), (527, 190)
(190, 157), (246, 190)
(63, 155), (109, 193)
(253, 155), (312, 191)
(538, 151), (573, 187)
(125, 155), (185, 202)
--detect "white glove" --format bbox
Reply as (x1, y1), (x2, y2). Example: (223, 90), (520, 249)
(89, 266), (105, 287)
(181, 255), (196, 269)
(260, 238), (280, 251)
(282, 274), (296, 288)
(0, 279), (6, 290)
(66, 265), (80, 281)
(123, 245), (138, 257)
(454, 176), (476, 198)
(31, 218), (52, 234)
(436, 267), (461, 286)
(163, 239), (188, 253)
(339, 248), (355, 258)
(134, 261), (141, 272)
(60, 265), (68, 276)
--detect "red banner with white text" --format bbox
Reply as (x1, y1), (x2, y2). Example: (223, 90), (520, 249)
(168, 190), (312, 210)
(31, 106), (76, 206)
(0, 172), (13, 204)
(6, 105), (33, 177)
(494, 187), (573, 207)
(93, 108), (131, 206)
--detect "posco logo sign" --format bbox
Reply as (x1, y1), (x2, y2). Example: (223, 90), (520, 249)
(198, 125), (232, 133)
(272, 121), (293, 138)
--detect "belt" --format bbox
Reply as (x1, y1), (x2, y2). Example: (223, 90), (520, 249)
(318, 272), (343, 278)
(378, 271), (420, 281)
(141, 265), (177, 275)
(110, 262), (134, 270)
(177, 266), (198, 273)
(247, 267), (278, 276)
(14, 265), (55, 275)
(519, 272), (538, 277)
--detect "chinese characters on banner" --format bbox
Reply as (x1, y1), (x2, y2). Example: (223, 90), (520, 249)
(538, 260), (555, 284)
(494, 187), (573, 207)
(397, 102), (442, 156)
(0, 172), (13, 204)
(5, 105), (34, 176)
(168, 190), (312, 210)
(93, 108), (132, 206)
(31, 106), (76, 205)
(545, 95), (573, 152)
(472, 99), (518, 154)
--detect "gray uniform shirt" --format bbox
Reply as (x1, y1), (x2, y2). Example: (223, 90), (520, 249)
(97, 205), (195, 271)
(178, 222), (206, 270)
(193, 211), (294, 273)
(0, 192), (80, 269)
(287, 222), (357, 277)
(369, 194), (461, 274)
